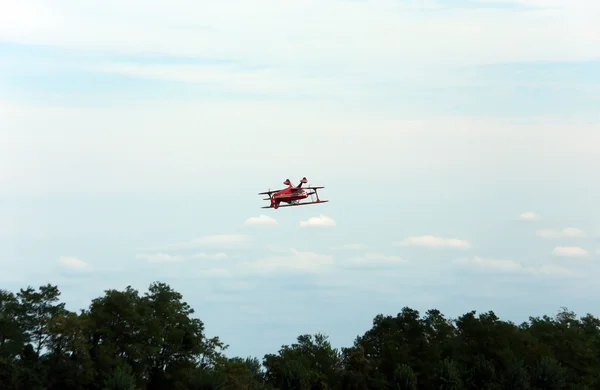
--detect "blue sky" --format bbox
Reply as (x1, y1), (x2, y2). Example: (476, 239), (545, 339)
(1, 0), (600, 358)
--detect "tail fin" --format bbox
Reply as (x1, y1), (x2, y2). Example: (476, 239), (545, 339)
(283, 179), (292, 187)
(296, 177), (308, 188)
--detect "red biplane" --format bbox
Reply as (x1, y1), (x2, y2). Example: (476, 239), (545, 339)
(259, 177), (328, 209)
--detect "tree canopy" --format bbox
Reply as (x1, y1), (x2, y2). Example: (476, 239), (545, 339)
(1, 282), (598, 389)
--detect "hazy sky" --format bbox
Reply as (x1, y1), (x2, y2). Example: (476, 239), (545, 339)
(1, 0), (599, 358)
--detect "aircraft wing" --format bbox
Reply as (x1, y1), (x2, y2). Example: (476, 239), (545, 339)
(258, 188), (283, 195)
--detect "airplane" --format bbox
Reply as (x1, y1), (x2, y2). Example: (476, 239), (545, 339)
(258, 177), (328, 209)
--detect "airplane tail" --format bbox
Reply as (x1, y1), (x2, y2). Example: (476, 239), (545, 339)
(296, 177), (308, 188)
(283, 179), (292, 187)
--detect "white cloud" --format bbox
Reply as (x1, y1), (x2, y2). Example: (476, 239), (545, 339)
(154, 265), (233, 279)
(395, 235), (470, 249)
(454, 256), (527, 272)
(135, 251), (228, 263)
(454, 256), (576, 277)
(299, 215), (336, 228)
(58, 256), (90, 272)
(193, 268), (231, 278)
(344, 252), (409, 267)
(191, 252), (229, 260)
(244, 215), (278, 226)
(536, 227), (586, 239)
(478, 0), (598, 9)
(167, 234), (250, 248)
(135, 252), (184, 262)
(241, 249), (334, 274)
(538, 264), (575, 277)
(519, 211), (541, 221)
(3, 103), (599, 198)
(1, 0), (597, 75)
(331, 244), (368, 251)
(92, 63), (332, 95)
(552, 246), (589, 257)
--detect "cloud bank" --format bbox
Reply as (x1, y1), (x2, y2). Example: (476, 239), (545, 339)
(300, 215), (336, 228)
(536, 228), (585, 239)
(395, 235), (471, 249)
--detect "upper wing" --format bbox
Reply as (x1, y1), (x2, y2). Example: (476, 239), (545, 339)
(258, 188), (283, 195)
(259, 186), (324, 195)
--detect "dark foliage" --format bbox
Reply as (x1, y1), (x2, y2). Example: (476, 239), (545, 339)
(1, 282), (598, 389)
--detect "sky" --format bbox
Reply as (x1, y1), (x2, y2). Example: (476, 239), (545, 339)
(1, 0), (600, 358)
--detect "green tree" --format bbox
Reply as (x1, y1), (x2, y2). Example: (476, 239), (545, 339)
(84, 285), (148, 388)
(103, 364), (139, 390)
(532, 356), (566, 390)
(263, 333), (341, 390)
(0, 357), (18, 390)
(356, 307), (428, 387)
(44, 310), (94, 390)
(432, 358), (463, 390)
(1, 281), (600, 390)
(340, 345), (371, 390)
(143, 282), (226, 389)
(214, 356), (266, 390)
(0, 290), (25, 361)
(501, 359), (530, 390)
(392, 364), (417, 390)
(468, 355), (498, 390)
(17, 284), (66, 358)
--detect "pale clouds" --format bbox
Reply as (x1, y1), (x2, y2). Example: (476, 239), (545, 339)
(189, 268), (232, 278)
(1, 0), (597, 75)
(244, 215), (278, 227)
(92, 63), (331, 96)
(135, 253), (184, 263)
(454, 256), (575, 277)
(538, 264), (575, 277)
(148, 264), (233, 280)
(136, 252), (228, 262)
(58, 256), (89, 272)
(299, 215), (336, 228)
(331, 244), (368, 251)
(344, 252), (409, 267)
(3, 106), (599, 197)
(454, 256), (525, 272)
(167, 234), (250, 248)
(536, 227), (586, 239)
(552, 246), (589, 257)
(519, 211), (541, 221)
(395, 235), (470, 249)
(191, 252), (229, 260)
(241, 249), (334, 275)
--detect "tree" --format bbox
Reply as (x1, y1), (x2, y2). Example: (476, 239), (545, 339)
(44, 310), (94, 390)
(263, 333), (342, 390)
(501, 359), (530, 390)
(340, 345), (371, 390)
(392, 364), (417, 390)
(432, 358), (463, 390)
(0, 282), (599, 390)
(17, 284), (66, 358)
(0, 290), (25, 361)
(84, 285), (148, 388)
(532, 356), (567, 390)
(103, 364), (139, 390)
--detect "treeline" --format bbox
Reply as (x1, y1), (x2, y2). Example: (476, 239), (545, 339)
(1, 282), (599, 390)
